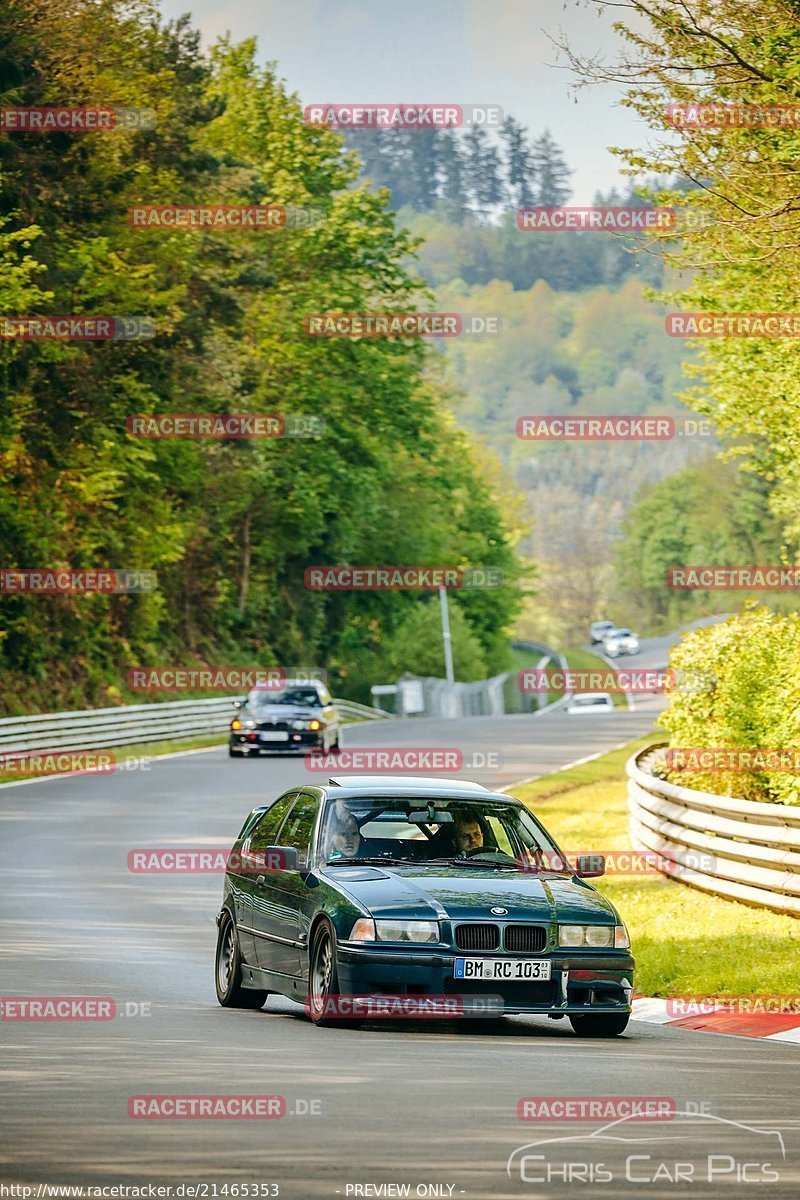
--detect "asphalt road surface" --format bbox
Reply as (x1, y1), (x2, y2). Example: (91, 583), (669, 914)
(1, 670), (798, 1198)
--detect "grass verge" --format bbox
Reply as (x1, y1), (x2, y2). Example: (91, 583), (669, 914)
(0, 733), (226, 785)
(509, 735), (800, 997)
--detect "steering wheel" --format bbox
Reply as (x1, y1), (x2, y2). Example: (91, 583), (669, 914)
(463, 846), (518, 863)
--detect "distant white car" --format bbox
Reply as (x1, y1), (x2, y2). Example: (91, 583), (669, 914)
(589, 620), (616, 645)
(602, 627), (639, 658)
(567, 692), (615, 714)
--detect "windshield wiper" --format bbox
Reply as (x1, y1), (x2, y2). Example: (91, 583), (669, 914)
(325, 856), (409, 866)
(448, 856), (521, 869)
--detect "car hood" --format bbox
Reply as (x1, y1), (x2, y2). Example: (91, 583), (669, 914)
(322, 864), (618, 924)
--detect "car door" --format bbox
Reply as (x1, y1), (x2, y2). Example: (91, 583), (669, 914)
(251, 790), (321, 978)
(236, 791), (298, 964)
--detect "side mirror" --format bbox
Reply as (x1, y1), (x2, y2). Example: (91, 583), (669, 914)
(575, 854), (605, 878)
(263, 846), (299, 872)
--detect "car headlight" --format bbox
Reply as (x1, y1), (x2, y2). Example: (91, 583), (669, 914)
(614, 924), (630, 949)
(375, 919), (439, 944)
(349, 917), (376, 941)
(558, 924), (615, 948)
(244, 719), (256, 729)
(308, 719), (322, 731)
(230, 719), (242, 730)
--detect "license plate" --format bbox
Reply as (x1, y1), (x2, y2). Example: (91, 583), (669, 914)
(454, 957), (551, 981)
(259, 731), (289, 742)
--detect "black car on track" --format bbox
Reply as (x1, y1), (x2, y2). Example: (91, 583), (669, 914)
(228, 678), (340, 757)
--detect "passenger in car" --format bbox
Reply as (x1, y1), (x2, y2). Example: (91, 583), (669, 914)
(325, 810), (363, 859)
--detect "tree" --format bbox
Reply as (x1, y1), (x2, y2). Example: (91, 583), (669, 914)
(529, 130), (572, 206)
(500, 116), (536, 207)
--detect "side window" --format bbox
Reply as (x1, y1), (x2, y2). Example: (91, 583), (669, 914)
(277, 792), (321, 867)
(249, 793), (297, 851)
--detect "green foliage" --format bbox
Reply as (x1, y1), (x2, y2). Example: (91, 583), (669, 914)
(0, 0), (522, 710)
(662, 609), (800, 804)
(614, 457), (786, 629)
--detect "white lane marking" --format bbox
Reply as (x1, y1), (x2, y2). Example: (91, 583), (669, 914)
(765, 1027), (800, 1043)
(501, 741), (631, 792)
(630, 998), (672, 1024)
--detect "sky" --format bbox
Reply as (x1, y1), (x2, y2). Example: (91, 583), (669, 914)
(157, 0), (648, 202)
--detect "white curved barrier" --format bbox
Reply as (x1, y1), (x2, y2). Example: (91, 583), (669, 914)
(626, 744), (800, 917)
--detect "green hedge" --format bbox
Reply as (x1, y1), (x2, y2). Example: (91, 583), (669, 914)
(660, 608), (800, 805)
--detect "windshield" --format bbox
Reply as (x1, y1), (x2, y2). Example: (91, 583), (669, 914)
(248, 686), (321, 708)
(319, 796), (564, 871)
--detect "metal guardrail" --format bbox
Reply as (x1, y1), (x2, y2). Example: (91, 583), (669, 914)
(627, 743), (800, 917)
(334, 699), (391, 722)
(0, 695), (389, 756)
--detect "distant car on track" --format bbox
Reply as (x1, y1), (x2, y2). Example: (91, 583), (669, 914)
(214, 775), (634, 1035)
(589, 620), (616, 645)
(229, 678), (340, 757)
(567, 693), (615, 714)
(602, 628), (639, 658)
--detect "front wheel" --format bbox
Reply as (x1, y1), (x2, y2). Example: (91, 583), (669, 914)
(215, 911), (268, 1009)
(569, 1012), (629, 1037)
(307, 920), (362, 1028)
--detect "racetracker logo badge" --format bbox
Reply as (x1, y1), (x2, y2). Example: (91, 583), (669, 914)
(667, 995), (800, 1016)
(0, 751), (115, 775)
(0, 317), (155, 340)
(666, 566), (800, 590)
(128, 1095), (286, 1119)
(305, 749), (467, 773)
(304, 566), (503, 590)
(127, 847), (295, 873)
(128, 205), (286, 229)
(666, 313), (800, 337)
(0, 106), (156, 131)
(127, 667), (287, 691)
(127, 414), (285, 438)
(303, 104), (503, 128)
(517, 207), (675, 232)
(0, 569), (157, 593)
(0, 996), (116, 1020)
(518, 1098), (677, 1122)
(666, 748), (800, 773)
(517, 416), (676, 440)
(518, 668), (674, 694)
(303, 313), (499, 337)
(666, 103), (800, 128)
(303, 994), (504, 1019)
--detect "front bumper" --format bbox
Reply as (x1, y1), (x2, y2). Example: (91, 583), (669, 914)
(336, 944), (634, 1016)
(230, 730), (324, 753)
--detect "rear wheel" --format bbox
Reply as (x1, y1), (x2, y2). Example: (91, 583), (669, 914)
(215, 911), (268, 1009)
(569, 1012), (629, 1037)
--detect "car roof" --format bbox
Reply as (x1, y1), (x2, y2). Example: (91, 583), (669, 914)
(323, 775), (513, 802)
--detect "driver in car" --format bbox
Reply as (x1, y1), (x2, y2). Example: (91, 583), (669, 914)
(451, 811), (485, 857)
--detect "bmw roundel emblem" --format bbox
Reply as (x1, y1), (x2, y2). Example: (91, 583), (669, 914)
(490, 906), (508, 915)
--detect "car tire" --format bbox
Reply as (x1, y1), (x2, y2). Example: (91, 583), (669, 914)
(307, 920), (362, 1028)
(329, 734), (341, 755)
(568, 1012), (630, 1037)
(228, 745), (244, 758)
(215, 910), (268, 1009)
